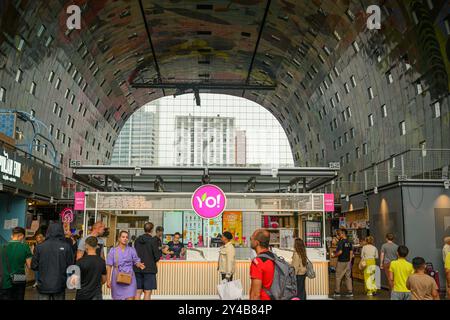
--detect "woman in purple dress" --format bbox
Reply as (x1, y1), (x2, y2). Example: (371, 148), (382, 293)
(106, 230), (145, 300)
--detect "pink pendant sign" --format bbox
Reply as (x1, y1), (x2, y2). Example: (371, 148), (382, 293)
(74, 192), (85, 211)
(191, 184), (227, 219)
(324, 193), (335, 212)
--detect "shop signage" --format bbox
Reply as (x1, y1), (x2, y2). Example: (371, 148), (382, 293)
(191, 184), (226, 219)
(60, 207), (74, 224)
(324, 193), (335, 212)
(0, 150), (21, 182)
(74, 192), (85, 210)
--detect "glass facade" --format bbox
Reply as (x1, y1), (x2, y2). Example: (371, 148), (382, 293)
(111, 94), (294, 168)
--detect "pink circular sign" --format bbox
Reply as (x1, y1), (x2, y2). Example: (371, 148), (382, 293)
(191, 184), (227, 219)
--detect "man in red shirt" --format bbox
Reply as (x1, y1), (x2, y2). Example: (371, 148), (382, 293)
(249, 229), (275, 300)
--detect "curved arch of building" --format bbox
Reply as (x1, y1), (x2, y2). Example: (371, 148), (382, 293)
(0, 0), (449, 188)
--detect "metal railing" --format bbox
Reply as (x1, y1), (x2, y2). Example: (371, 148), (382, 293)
(314, 149), (450, 196)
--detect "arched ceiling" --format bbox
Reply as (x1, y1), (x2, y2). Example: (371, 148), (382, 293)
(0, 0), (449, 183)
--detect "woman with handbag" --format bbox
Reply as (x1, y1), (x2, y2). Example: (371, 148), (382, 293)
(360, 236), (379, 296)
(291, 238), (309, 300)
(106, 231), (145, 300)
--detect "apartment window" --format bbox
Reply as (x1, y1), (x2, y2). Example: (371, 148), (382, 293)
(368, 114), (374, 127)
(15, 69), (23, 83)
(0, 87), (6, 102)
(323, 80), (329, 90)
(333, 66), (340, 77)
(319, 86), (324, 96)
(17, 37), (25, 51)
(346, 153), (350, 163)
(37, 25), (46, 38)
(363, 143), (368, 155)
(30, 82), (36, 95)
(333, 30), (341, 41)
(352, 41), (360, 53)
(344, 132), (349, 143)
(56, 129), (60, 140)
(433, 102), (441, 118)
(333, 141), (337, 150)
(67, 115), (71, 125)
(350, 75), (357, 87)
(350, 128), (355, 139)
(386, 72), (394, 84)
(78, 103), (83, 112)
(344, 83), (350, 94)
(333, 118), (338, 129)
(330, 97), (336, 108)
(416, 83), (423, 95)
(45, 36), (53, 47)
(43, 144), (48, 156)
(58, 107), (63, 118)
(71, 118), (75, 128)
(342, 111), (347, 122)
(356, 147), (360, 159)
(330, 122), (334, 132)
(399, 121), (406, 136)
(30, 109), (35, 118)
(70, 94), (75, 105)
(62, 133), (66, 144)
(381, 104), (387, 118)
(65, 89), (70, 99)
(53, 103), (58, 114)
(49, 124), (54, 135)
(335, 92), (341, 103)
(80, 146), (83, 156)
(83, 108), (87, 117)
(48, 71), (55, 83)
(338, 136), (343, 147)
(68, 137), (71, 148)
(55, 78), (61, 89)
(346, 107), (352, 118)
(368, 87), (374, 100)
(328, 73), (334, 83)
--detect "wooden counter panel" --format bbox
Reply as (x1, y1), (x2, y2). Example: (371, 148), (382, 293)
(103, 261), (329, 297)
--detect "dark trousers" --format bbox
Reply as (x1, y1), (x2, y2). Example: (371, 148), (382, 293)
(0, 283), (26, 300)
(221, 274), (233, 282)
(38, 291), (65, 300)
(296, 275), (307, 300)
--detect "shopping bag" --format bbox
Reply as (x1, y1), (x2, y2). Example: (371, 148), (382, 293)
(217, 279), (243, 300)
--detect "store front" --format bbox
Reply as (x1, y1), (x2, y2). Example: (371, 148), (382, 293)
(79, 190), (332, 298)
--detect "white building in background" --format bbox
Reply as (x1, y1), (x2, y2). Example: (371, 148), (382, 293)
(110, 104), (159, 166)
(175, 115), (235, 166)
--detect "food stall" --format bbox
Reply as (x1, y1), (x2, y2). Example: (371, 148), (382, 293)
(80, 191), (331, 298)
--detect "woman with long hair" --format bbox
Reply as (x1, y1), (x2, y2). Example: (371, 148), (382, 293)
(361, 236), (379, 296)
(106, 231), (145, 300)
(291, 238), (308, 300)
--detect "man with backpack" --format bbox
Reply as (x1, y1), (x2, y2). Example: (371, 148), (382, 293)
(249, 229), (297, 300)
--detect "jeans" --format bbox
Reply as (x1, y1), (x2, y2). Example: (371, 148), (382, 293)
(38, 292), (66, 300)
(335, 261), (353, 294)
(296, 274), (307, 300)
(391, 291), (412, 300)
(0, 284), (26, 300)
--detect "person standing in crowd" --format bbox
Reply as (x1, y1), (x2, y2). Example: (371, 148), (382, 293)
(167, 232), (186, 258)
(134, 222), (161, 300)
(76, 221), (106, 261)
(218, 232), (236, 282)
(32, 233), (45, 288)
(332, 229), (353, 297)
(32, 222), (74, 300)
(129, 235), (137, 248)
(380, 233), (399, 289)
(74, 236), (106, 300)
(361, 236), (379, 296)
(442, 236), (450, 263)
(291, 238), (308, 300)
(389, 245), (414, 300)
(106, 230), (145, 300)
(155, 226), (169, 255)
(0, 227), (32, 300)
(406, 257), (440, 300)
(445, 249), (450, 298)
(249, 229), (275, 300)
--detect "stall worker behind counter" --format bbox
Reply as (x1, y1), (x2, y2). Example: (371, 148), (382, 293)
(167, 232), (186, 258)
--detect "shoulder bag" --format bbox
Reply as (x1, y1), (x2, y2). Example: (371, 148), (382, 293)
(114, 247), (132, 285)
(306, 257), (316, 279)
(3, 244), (27, 284)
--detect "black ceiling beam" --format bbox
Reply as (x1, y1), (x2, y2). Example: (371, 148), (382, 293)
(138, 0), (165, 96)
(242, 0), (272, 97)
(131, 82), (276, 90)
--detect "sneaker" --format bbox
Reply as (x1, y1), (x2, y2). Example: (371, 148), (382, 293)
(333, 292), (341, 297)
(344, 292), (354, 297)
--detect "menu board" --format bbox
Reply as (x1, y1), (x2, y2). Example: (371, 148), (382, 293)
(182, 211), (203, 245)
(203, 215), (222, 241)
(223, 211), (243, 245)
(163, 211), (183, 243)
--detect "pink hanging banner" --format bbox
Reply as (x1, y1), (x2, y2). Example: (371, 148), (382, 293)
(74, 192), (85, 211)
(324, 193), (335, 212)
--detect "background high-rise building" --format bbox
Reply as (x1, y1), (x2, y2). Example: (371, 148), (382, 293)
(175, 115), (235, 166)
(111, 104), (158, 166)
